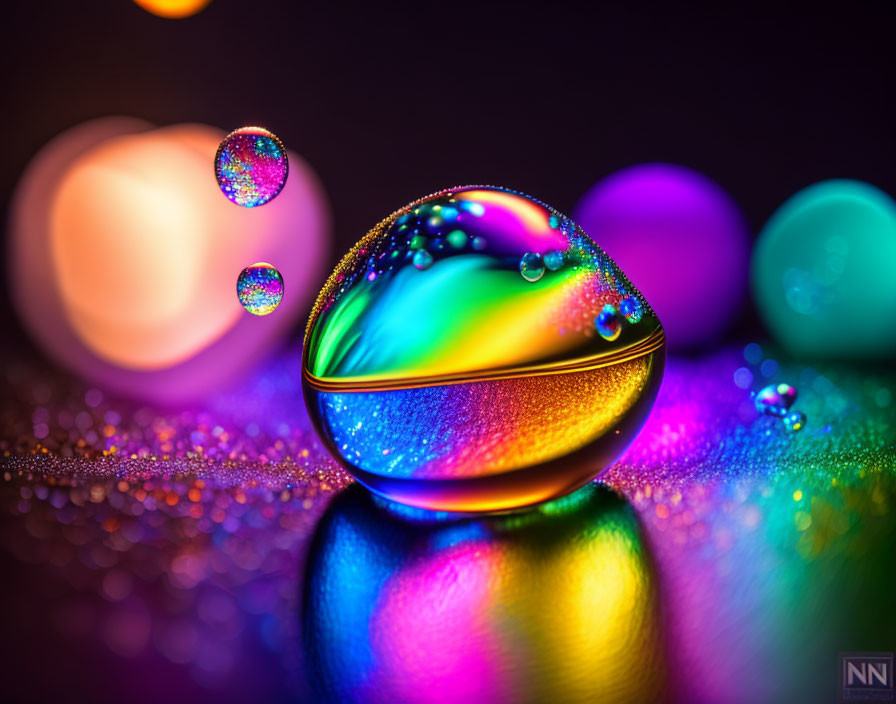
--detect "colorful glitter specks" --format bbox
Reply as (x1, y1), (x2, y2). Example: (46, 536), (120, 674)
(214, 127), (288, 207)
(237, 263), (284, 316)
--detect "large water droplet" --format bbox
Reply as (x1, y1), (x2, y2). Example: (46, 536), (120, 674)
(620, 296), (643, 323)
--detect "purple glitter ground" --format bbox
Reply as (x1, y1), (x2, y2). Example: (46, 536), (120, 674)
(0, 343), (893, 703)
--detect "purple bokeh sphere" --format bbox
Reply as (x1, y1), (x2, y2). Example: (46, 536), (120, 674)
(573, 164), (750, 351)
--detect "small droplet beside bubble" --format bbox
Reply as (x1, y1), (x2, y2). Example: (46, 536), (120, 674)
(237, 263), (284, 316)
(595, 304), (622, 341)
(215, 127), (288, 208)
(413, 250), (433, 270)
(446, 230), (467, 249)
(543, 250), (564, 271)
(471, 236), (488, 251)
(519, 253), (545, 282)
(754, 383), (797, 417)
(620, 296), (643, 323)
(782, 411), (806, 432)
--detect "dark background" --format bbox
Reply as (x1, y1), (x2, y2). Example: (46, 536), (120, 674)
(3, 1), (895, 341)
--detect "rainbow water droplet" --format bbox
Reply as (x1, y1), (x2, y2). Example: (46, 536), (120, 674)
(782, 410), (806, 432)
(519, 253), (545, 282)
(595, 304), (622, 341)
(754, 383), (797, 417)
(214, 127), (288, 208)
(237, 263), (284, 315)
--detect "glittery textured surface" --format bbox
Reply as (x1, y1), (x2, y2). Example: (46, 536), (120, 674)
(303, 186), (665, 511)
(214, 127), (288, 208)
(1, 344), (894, 703)
(236, 263), (284, 316)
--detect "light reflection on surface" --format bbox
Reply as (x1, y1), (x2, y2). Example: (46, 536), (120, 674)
(302, 483), (666, 704)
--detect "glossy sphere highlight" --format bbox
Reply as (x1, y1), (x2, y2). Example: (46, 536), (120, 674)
(214, 127), (288, 207)
(752, 180), (896, 358)
(303, 186), (665, 512)
(574, 164), (750, 351)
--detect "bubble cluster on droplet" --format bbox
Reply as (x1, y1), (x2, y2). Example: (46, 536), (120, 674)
(214, 127), (288, 208)
(620, 296), (644, 323)
(236, 263), (284, 316)
(306, 186), (655, 349)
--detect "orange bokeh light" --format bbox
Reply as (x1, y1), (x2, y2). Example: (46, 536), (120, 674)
(133, 0), (212, 19)
(9, 118), (330, 402)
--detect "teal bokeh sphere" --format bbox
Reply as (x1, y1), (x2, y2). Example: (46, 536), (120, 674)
(752, 179), (896, 358)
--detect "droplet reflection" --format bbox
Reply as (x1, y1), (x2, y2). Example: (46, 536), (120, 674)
(302, 483), (666, 703)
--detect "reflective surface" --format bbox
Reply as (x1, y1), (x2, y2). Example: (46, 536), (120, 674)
(1, 346), (895, 703)
(303, 186), (665, 511)
(302, 484), (666, 704)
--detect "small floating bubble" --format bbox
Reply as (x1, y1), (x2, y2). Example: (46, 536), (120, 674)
(754, 383), (797, 417)
(595, 304), (621, 341)
(620, 296), (643, 323)
(519, 253), (545, 282)
(543, 250), (564, 271)
(471, 236), (488, 251)
(413, 250), (433, 270)
(236, 263), (284, 315)
(782, 411), (806, 432)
